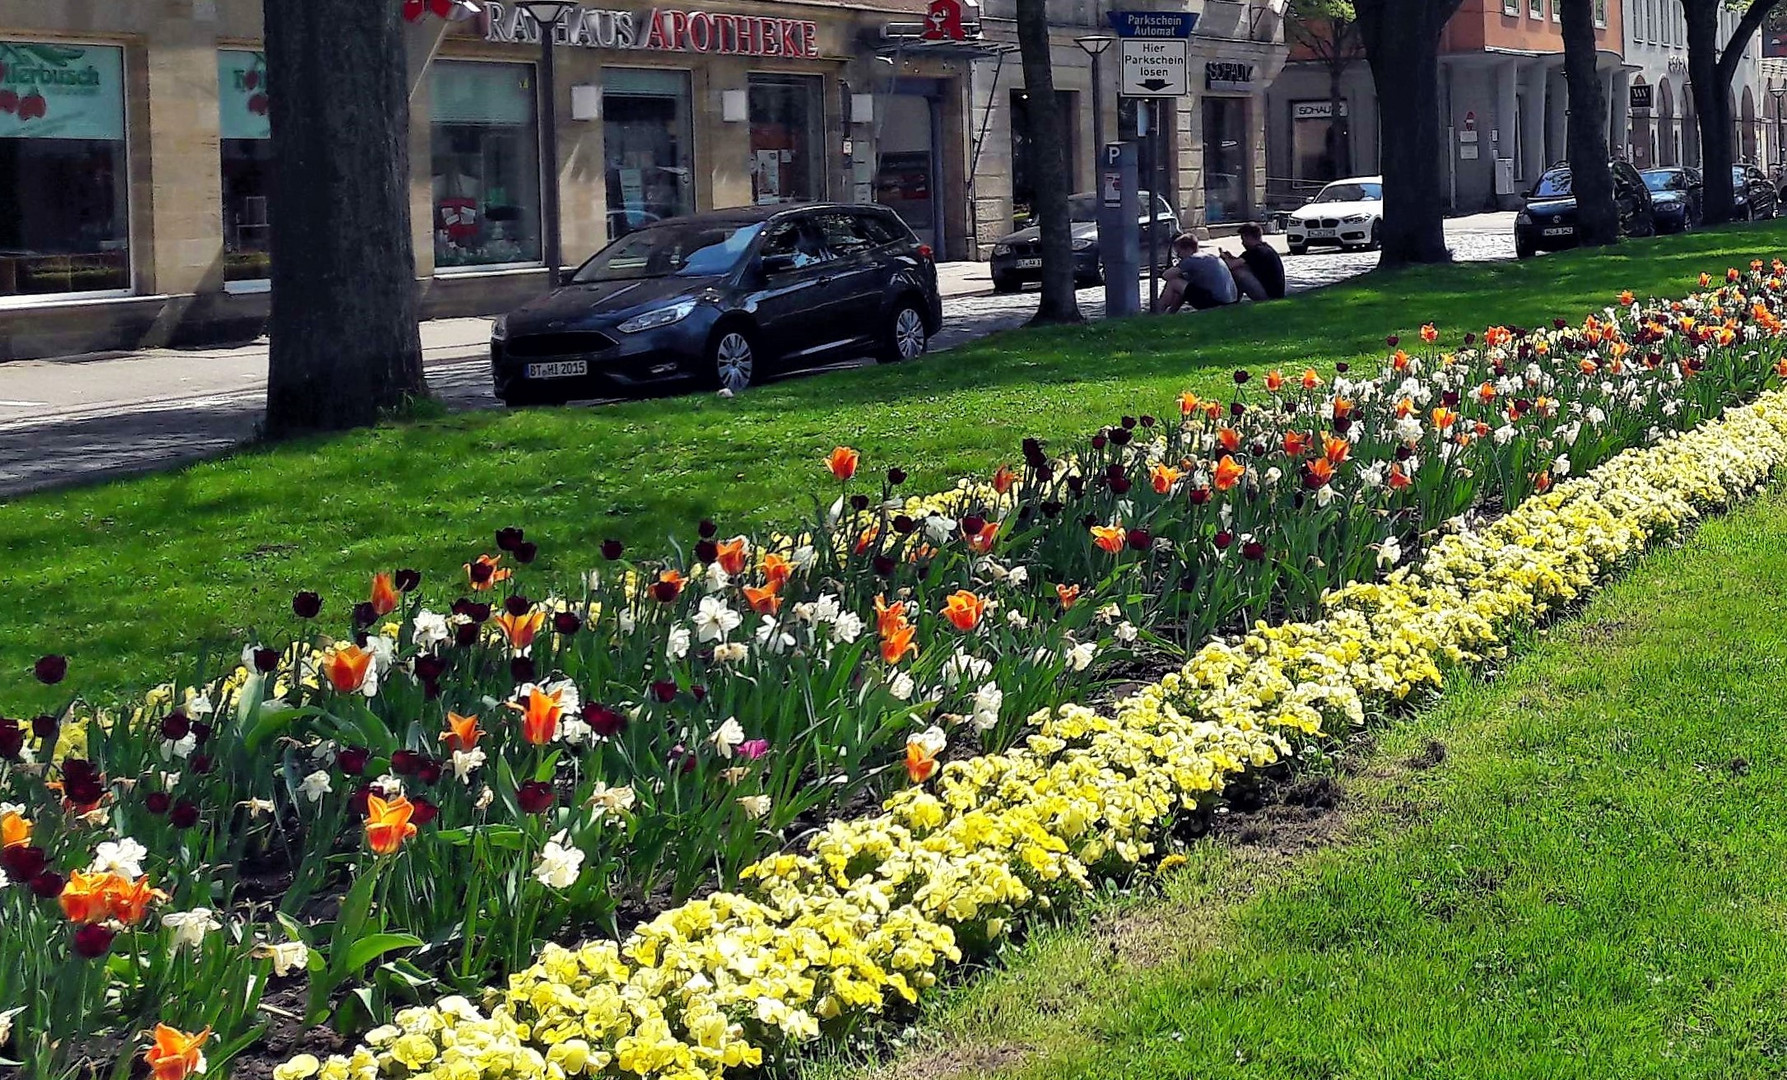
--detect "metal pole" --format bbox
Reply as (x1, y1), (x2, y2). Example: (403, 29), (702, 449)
(1148, 98), (1159, 312)
(1092, 53), (1106, 158)
(538, 22), (563, 289)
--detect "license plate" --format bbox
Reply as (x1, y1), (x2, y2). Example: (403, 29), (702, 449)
(1307, 228), (1334, 238)
(1015, 258), (1042, 269)
(1542, 226), (1574, 237)
(526, 361), (588, 379)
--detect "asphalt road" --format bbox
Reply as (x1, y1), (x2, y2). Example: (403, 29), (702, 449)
(0, 214), (1517, 499)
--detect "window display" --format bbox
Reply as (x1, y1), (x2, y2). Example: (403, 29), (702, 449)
(429, 60), (542, 269)
(603, 68), (694, 243)
(1202, 97), (1249, 225)
(218, 50), (272, 284)
(749, 74), (824, 205)
(0, 41), (129, 299)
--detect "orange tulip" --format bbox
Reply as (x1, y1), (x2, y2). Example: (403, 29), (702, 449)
(1388, 464), (1413, 491)
(744, 583), (782, 615)
(323, 644), (373, 694)
(1420, 322), (1439, 343)
(1323, 434), (1351, 466)
(1728, 267), (1741, 283)
(465, 554), (511, 592)
(1717, 326), (1736, 346)
(1534, 470), (1552, 493)
(1618, 289), (1635, 305)
(515, 686), (565, 746)
(441, 712), (483, 752)
(1203, 401), (1222, 421)
(1305, 457), (1334, 486)
(1282, 430), (1309, 457)
(1055, 583), (1081, 609)
(716, 538), (749, 576)
(1699, 272), (1712, 288)
(905, 742), (940, 784)
(874, 595), (908, 637)
(364, 794), (418, 856)
(827, 446), (860, 480)
(1178, 391), (1201, 415)
(1484, 326), (1512, 347)
(654, 569), (685, 603)
(1391, 349), (1410, 372)
(144, 1024), (211, 1080)
(495, 610), (545, 651)
(1775, 358), (1787, 379)
(59, 870), (117, 924)
(880, 622), (918, 665)
(762, 553), (793, 590)
(854, 524), (881, 556)
(992, 465), (1018, 495)
(1300, 368), (1322, 390)
(1476, 381), (1498, 404)
(965, 519), (999, 554)
(108, 876), (169, 926)
(1090, 524), (1125, 554)
(1213, 455), (1246, 492)
(1331, 396), (1355, 420)
(369, 572), (401, 617)
(1149, 463), (1182, 494)
(1, 809), (29, 848)
(1264, 370), (1285, 393)
(1578, 357), (1599, 375)
(941, 590), (987, 632)
(1217, 427), (1242, 452)
(1431, 406), (1459, 431)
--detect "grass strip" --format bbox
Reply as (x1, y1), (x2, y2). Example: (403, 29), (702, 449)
(8, 224), (1787, 710)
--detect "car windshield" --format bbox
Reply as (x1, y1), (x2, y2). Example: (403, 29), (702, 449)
(1642, 170), (1686, 192)
(1066, 193), (1169, 221)
(1733, 166), (1751, 185)
(572, 222), (763, 283)
(1533, 170), (1572, 197)
(1314, 182), (1382, 203)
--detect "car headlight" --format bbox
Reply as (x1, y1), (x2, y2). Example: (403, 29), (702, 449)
(1515, 210), (1531, 226)
(1071, 237), (1095, 251)
(993, 243), (1012, 256)
(1341, 214), (1368, 224)
(491, 314), (508, 342)
(618, 299), (699, 334)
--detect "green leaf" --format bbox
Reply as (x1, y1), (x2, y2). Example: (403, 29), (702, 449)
(341, 932), (424, 973)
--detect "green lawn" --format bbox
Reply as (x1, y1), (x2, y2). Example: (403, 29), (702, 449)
(826, 483), (1787, 1080)
(9, 224), (1787, 710)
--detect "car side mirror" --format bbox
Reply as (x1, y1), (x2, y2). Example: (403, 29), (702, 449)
(760, 253), (799, 276)
(1303, 196), (1315, 205)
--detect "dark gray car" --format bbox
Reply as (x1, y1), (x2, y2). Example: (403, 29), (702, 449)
(988, 192), (1180, 293)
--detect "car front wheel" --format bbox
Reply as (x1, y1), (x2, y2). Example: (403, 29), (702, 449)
(707, 326), (756, 393)
(878, 302), (930, 364)
(1287, 242), (1307, 256)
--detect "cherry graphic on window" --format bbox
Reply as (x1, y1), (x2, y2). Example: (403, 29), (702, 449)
(248, 93), (269, 116)
(244, 69), (260, 91)
(0, 90), (16, 116)
(17, 92), (45, 121)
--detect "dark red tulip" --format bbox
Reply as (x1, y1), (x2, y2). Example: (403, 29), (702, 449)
(496, 527), (525, 553)
(1233, 370), (1250, 385)
(601, 539), (625, 560)
(697, 519), (718, 539)
(252, 648), (280, 674)
(144, 792), (171, 815)
(170, 801), (200, 829)
(33, 655), (67, 685)
(510, 657), (537, 683)
(553, 612), (582, 635)
(189, 754), (214, 776)
(651, 681), (679, 703)
(352, 602), (378, 628)
(515, 541), (539, 564)
(337, 746), (370, 776)
(1242, 540), (1266, 561)
(190, 722), (212, 746)
(292, 591), (323, 619)
(583, 703), (626, 738)
(695, 539), (719, 565)
(1213, 530), (1233, 550)
(1126, 528), (1152, 552)
(504, 594), (532, 617)
(390, 750), (423, 776)
(409, 797), (439, 826)
(2, 844), (46, 880)
(31, 715), (57, 740)
(29, 870), (64, 899)
(887, 467), (908, 485)
(414, 655), (448, 682)
(517, 781), (555, 814)
(395, 569), (422, 592)
(160, 713), (191, 741)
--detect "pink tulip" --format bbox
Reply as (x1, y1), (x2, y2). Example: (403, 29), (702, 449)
(738, 739), (771, 761)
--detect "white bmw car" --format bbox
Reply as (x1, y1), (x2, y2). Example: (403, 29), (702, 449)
(1285, 176), (1383, 255)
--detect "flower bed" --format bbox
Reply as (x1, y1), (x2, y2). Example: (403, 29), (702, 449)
(3, 266), (1786, 1078)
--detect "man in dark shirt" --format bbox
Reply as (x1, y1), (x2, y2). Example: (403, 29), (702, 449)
(1236, 222), (1286, 300)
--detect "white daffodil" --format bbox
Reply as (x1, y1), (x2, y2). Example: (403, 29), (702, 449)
(298, 770), (333, 805)
(1115, 621), (1139, 644)
(373, 774), (404, 797)
(887, 671), (916, 701)
(666, 625), (692, 661)
(832, 611), (865, 644)
(710, 717), (747, 758)
(737, 794), (772, 820)
(587, 782), (637, 818)
(532, 832), (586, 889)
(256, 940), (311, 978)
(162, 908), (222, 951)
(971, 683), (1003, 732)
(1377, 535), (1403, 570)
(1067, 641), (1099, 672)
(713, 641), (750, 664)
(451, 748), (486, 783)
(909, 725), (948, 756)
(693, 595), (742, 643)
(89, 837), (148, 879)
(412, 609), (450, 649)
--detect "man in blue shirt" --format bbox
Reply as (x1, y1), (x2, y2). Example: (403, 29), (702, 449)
(1156, 233), (1238, 313)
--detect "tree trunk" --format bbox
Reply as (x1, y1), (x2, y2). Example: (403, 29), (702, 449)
(1686, 1), (1736, 223)
(1356, 0), (1462, 267)
(1559, 0), (1619, 246)
(1014, 0), (1082, 325)
(264, 0), (425, 435)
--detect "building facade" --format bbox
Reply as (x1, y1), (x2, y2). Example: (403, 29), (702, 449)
(1624, 0), (1760, 170)
(0, 0), (1285, 361)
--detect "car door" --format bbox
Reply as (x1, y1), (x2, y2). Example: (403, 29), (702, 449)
(805, 209), (887, 352)
(749, 217), (839, 364)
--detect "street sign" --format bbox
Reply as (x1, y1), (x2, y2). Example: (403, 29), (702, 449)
(1121, 38), (1187, 97)
(1107, 9), (1197, 37)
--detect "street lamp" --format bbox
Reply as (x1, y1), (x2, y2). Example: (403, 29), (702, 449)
(1074, 35), (1115, 153)
(1771, 85), (1786, 169)
(517, 0), (576, 288)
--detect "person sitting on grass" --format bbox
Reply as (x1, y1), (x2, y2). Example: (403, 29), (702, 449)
(1156, 232), (1238, 314)
(1219, 222), (1286, 302)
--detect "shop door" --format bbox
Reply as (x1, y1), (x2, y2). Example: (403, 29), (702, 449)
(603, 69), (695, 243)
(750, 75), (826, 205)
(1202, 97), (1249, 224)
(876, 90), (944, 250)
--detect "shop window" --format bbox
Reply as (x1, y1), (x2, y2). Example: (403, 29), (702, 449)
(604, 68), (694, 243)
(429, 60), (542, 270)
(1202, 97), (1249, 225)
(1013, 89), (1078, 225)
(1289, 101), (1345, 182)
(218, 50), (272, 285)
(750, 74), (825, 205)
(0, 41), (129, 300)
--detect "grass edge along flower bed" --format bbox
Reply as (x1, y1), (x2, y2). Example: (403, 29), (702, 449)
(280, 378), (1787, 1080)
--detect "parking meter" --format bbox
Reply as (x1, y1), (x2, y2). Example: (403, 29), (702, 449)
(1098, 142), (1141, 318)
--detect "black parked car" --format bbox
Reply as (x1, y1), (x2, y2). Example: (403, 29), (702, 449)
(988, 191), (1180, 293)
(1514, 160), (1656, 258)
(490, 204), (942, 404)
(1641, 166), (1701, 233)
(1731, 163), (1779, 220)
